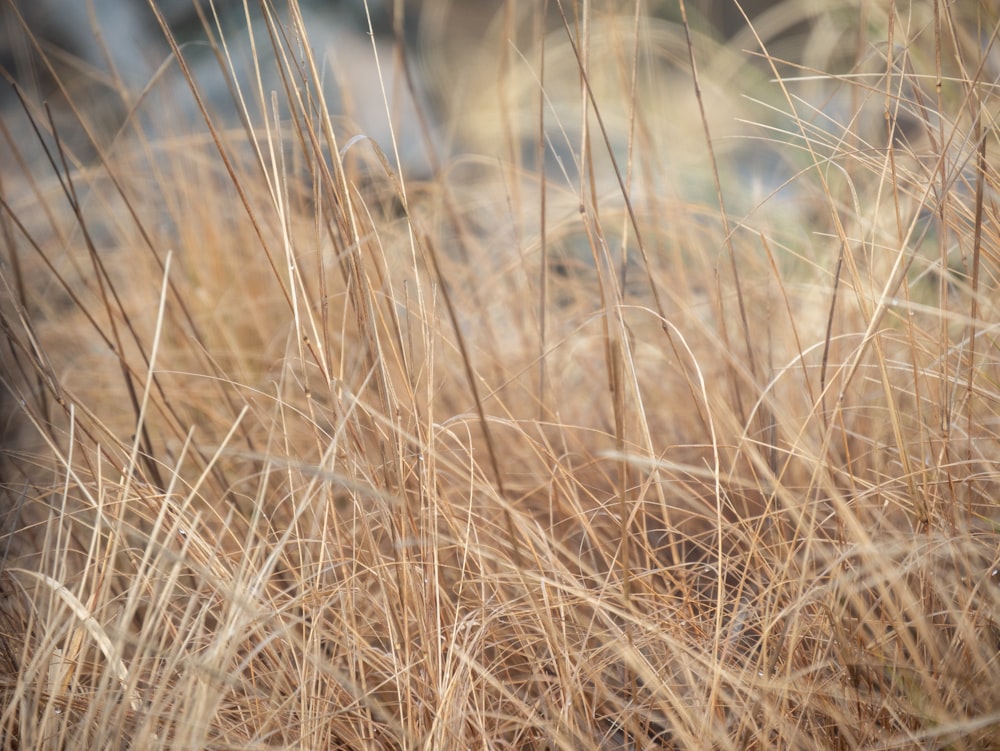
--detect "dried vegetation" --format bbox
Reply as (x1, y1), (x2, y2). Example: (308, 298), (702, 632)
(1, 1), (999, 748)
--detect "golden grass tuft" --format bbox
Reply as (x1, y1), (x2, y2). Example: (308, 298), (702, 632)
(2, 1), (999, 748)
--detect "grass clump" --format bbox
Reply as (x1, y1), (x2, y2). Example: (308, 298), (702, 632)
(2, 1), (999, 748)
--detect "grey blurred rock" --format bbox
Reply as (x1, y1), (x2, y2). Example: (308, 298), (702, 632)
(0, 0), (435, 175)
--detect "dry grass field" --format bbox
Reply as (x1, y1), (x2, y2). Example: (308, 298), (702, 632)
(2, 1), (999, 748)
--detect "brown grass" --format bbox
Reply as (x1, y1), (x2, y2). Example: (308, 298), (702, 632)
(2, 1), (999, 748)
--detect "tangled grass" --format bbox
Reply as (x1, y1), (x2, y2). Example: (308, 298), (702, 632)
(2, 1), (999, 748)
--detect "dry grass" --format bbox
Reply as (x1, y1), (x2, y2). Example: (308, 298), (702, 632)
(2, 0), (999, 748)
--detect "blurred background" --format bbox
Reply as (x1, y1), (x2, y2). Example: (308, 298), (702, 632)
(0, 1), (803, 173)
